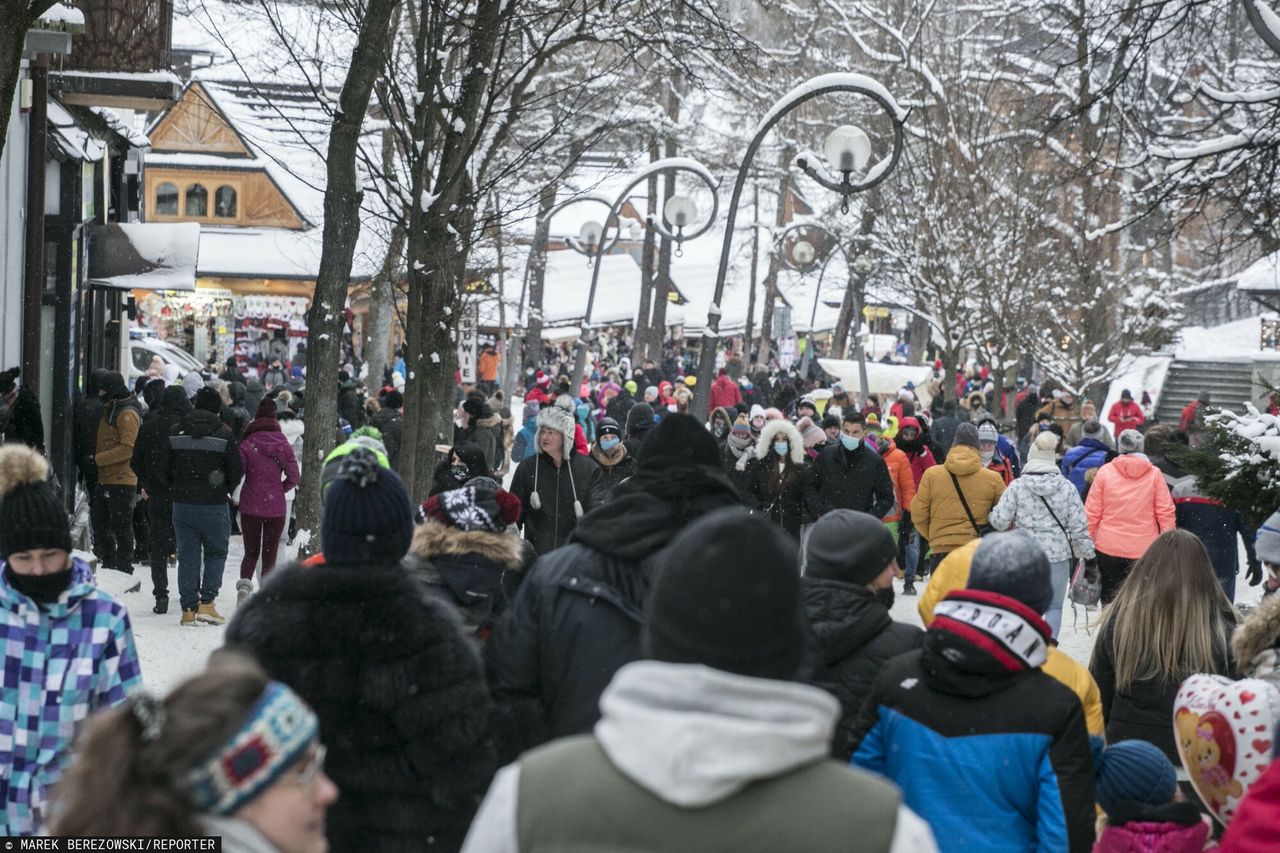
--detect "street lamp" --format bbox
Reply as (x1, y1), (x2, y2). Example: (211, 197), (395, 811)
(567, 157), (720, 390)
(691, 72), (906, 417)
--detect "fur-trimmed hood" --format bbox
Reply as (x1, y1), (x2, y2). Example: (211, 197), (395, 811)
(755, 418), (805, 464)
(1234, 594), (1280, 679)
(476, 413), (502, 429)
(410, 519), (526, 570)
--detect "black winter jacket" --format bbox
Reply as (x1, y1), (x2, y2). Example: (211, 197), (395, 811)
(73, 395), (104, 481)
(802, 578), (922, 757)
(372, 408), (403, 470)
(508, 451), (604, 556)
(405, 520), (534, 642)
(589, 443), (636, 496)
(486, 465), (741, 762)
(1, 386), (45, 451)
(746, 455), (809, 537)
(225, 562), (495, 853)
(157, 409), (244, 505)
(1090, 615), (1236, 763)
(131, 387), (192, 495)
(221, 382), (249, 439)
(805, 443), (896, 520)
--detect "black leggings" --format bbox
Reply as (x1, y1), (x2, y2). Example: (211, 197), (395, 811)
(1097, 551), (1136, 604)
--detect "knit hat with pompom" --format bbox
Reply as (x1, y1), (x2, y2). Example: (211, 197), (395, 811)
(0, 445), (70, 559)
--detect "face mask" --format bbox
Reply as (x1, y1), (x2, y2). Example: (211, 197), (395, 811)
(451, 464), (469, 482)
(3, 565), (73, 605)
(600, 436), (620, 452)
(713, 423), (729, 438)
(667, 404), (677, 412)
(980, 449), (995, 465)
(773, 441), (790, 457)
(840, 434), (860, 451)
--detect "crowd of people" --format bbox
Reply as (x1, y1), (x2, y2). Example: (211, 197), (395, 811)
(4, 339), (1280, 852)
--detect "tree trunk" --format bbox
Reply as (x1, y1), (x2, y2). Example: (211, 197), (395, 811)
(398, 0), (506, 500)
(758, 172), (790, 366)
(647, 167), (675, 359)
(633, 143), (660, 360)
(832, 266), (856, 361)
(365, 223), (403, 386)
(292, 0), (399, 556)
(523, 181), (557, 372)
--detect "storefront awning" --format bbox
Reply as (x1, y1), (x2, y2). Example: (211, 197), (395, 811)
(88, 222), (201, 292)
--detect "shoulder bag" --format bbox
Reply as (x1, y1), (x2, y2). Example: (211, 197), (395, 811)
(949, 471), (994, 537)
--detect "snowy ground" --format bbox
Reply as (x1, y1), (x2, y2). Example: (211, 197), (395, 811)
(93, 530), (1265, 696)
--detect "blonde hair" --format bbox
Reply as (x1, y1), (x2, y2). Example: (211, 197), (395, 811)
(1095, 530), (1236, 692)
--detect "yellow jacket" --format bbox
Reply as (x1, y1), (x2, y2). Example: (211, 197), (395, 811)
(912, 446), (1005, 553)
(917, 538), (1104, 736)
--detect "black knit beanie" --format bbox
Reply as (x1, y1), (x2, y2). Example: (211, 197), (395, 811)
(803, 509), (898, 586)
(968, 531), (1053, 615)
(0, 446), (71, 559)
(644, 507), (805, 680)
(637, 413), (722, 472)
(322, 450), (414, 566)
(98, 370), (129, 400)
(194, 386), (223, 414)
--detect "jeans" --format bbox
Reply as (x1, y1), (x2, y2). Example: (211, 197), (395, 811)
(1045, 559), (1071, 639)
(146, 492), (174, 598)
(240, 514), (286, 582)
(903, 531), (922, 584)
(173, 502), (232, 612)
(96, 485), (136, 574)
(1097, 551), (1136, 604)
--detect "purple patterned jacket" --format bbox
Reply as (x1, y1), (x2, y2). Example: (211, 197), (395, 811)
(0, 557), (141, 834)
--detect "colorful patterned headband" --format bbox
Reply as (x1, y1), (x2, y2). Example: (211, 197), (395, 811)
(184, 681), (319, 816)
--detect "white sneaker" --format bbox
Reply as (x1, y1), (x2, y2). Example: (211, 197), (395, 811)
(236, 579), (253, 605)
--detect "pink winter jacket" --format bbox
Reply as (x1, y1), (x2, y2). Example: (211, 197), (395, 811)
(1085, 454), (1176, 559)
(238, 419), (301, 519)
(1094, 819), (1211, 852)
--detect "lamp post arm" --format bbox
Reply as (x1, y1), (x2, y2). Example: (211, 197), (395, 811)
(1243, 0), (1280, 56)
(571, 158), (719, 390)
(692, 74), (905, 417)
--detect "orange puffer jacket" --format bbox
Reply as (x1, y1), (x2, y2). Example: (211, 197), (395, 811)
(1084, 454), (1175, 559)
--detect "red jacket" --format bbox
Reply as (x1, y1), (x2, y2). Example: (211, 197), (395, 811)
(1220, 756), (1280, 852)
(526, 386), (553, 407)
(1108, 400), (1145, 434)
(1179, 400), (1201, 432)
(903, 447), (936, 488)
(707, 375), (743, 414)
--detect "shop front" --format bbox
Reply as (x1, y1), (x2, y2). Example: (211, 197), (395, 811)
(134, 284), (310, 368)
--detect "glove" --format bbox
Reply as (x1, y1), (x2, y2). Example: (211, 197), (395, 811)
(1248, 562), (1264, 587)
(1084, 559), (1099, 583)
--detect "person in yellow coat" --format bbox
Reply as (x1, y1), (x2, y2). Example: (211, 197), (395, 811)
(912, 424), (1005, 573)
(918, 539), (1105, 736)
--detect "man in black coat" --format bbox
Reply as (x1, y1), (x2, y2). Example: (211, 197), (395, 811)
(487, 413), (743, 762)
(801, 510), (923, 758)
(156, 387), (243, 626)
(805, 411), (895, 522)
(73, 369), (109, 562)
(372, 388), (404, 470)
(131, 385), (192, 614)
(508, 404), (604, 556)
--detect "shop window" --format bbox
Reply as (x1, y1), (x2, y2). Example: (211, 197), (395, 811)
(215, 185), (237, 218)
(155, 182), (178, 215)
(184, 183), (208, 217)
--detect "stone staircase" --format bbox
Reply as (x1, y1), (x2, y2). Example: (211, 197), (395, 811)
(1156, 360), (1257, 423)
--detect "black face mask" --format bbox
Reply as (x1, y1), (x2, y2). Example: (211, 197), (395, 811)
(713, 423), (729, 438)
(451, 464), (469, 482)
(873, 585), (895, 611)
(4, 565), (73, 605)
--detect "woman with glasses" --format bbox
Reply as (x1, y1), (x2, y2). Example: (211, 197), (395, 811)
(50, 653), (338, 851)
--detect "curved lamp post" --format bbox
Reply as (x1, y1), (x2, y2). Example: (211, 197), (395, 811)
(776, 221), (875, 391)
(1243, 0), (1280, 55)
(691, 72), (906, 417)
(569, 157), (719, 390)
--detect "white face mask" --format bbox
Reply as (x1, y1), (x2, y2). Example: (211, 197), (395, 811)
(980, 449), (995, 465)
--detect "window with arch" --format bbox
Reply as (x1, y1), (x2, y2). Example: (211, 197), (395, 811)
(184, 183), (208, 217)
(155, 182), (178, 215)
(214, 185), (237, 219)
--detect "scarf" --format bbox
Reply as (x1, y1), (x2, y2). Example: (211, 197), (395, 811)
(591, 441), (628, 468)
(931, 589), (1050, 672)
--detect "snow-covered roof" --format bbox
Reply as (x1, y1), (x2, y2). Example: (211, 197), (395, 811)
(34, 2), (84, 31)
(194, 227), (352, 281)
(1238, 252), (1280, 293)
(88, 222), (200, 292)
(47, 99), (106, 161)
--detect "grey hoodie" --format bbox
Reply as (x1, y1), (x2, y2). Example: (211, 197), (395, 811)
(461, 661), (936, 852)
